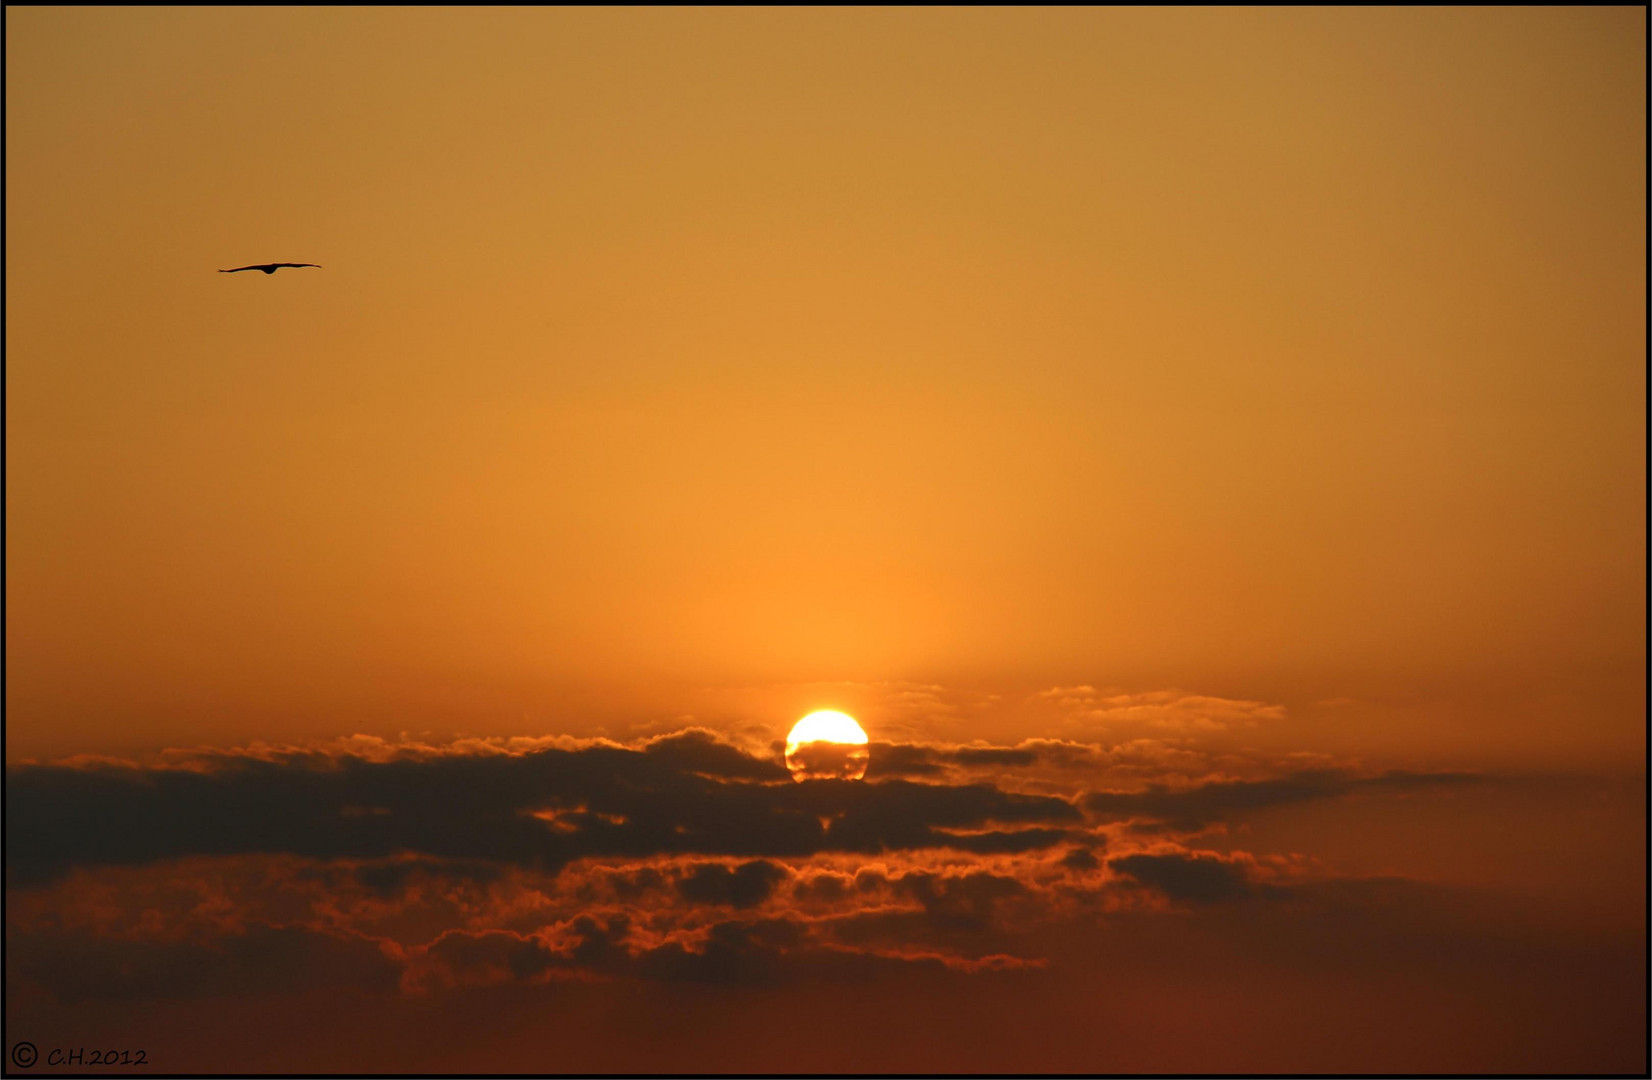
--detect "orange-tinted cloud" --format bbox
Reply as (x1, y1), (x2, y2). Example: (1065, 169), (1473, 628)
(5, 727), (1642, 1073)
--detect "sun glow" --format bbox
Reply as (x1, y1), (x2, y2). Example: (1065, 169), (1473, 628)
(787, 710), (869, 748)
(785, 711), (869, 782)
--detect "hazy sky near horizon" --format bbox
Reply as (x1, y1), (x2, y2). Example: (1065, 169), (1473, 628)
(5, 9), (1645, 1074)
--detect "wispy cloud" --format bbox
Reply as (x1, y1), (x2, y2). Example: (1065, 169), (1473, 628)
(1035, 687), (1287, 733)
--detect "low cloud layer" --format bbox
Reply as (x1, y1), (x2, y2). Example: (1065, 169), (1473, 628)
(5, 727), (1490, 988)
(6, 730), (1081, 884)
(5, 725), (1642, 1073)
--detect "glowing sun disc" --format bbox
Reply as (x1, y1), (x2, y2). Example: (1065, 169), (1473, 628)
(786, 710), (868, 749)
(785, 711), (869, 782)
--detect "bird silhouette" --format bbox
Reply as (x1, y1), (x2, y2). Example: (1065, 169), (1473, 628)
(219, 263), (322, 274)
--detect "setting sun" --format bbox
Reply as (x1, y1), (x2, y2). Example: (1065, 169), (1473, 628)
(787, 710), (868, 747)
(785, 711), (870, 782)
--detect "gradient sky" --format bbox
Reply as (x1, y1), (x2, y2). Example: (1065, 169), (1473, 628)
(6, 8), (1645, 1074)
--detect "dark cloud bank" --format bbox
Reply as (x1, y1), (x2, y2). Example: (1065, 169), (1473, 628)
(5, 730), (1643, 1073)
(7, 731), (1086, 884)
(7, 730), (1486, 884)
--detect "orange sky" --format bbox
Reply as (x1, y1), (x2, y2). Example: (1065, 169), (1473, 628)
(7, 7), (1645, 766)
(5, 11), (1647, 1074)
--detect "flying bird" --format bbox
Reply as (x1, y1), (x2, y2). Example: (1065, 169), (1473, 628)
(219, 262), (322, 274)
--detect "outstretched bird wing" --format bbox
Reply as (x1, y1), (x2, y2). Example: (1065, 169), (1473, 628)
(271, 263), (323, 269)
(218, 263), (323, 273)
